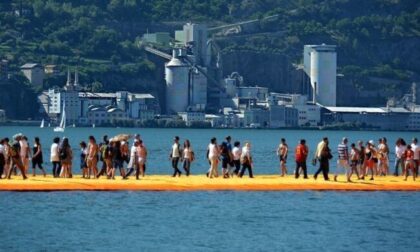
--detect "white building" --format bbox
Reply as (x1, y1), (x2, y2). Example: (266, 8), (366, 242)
(178, 111), (205, 126)
(21, 63), (44, 87)
(269, 93), (321, 127)
(303, 44), (337, 106)
(269, 105), (298, 128)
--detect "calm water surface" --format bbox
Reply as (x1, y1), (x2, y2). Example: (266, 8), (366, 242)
(0, 191), (419, 251)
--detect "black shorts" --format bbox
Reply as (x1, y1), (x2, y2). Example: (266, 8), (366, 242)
(280, 156), (287, 163)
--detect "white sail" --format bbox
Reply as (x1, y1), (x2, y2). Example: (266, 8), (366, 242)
(54, 101), (66, 132)
(40, 119), (45, 128)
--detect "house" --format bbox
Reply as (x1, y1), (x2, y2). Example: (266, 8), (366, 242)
(20, 63), (44, 87)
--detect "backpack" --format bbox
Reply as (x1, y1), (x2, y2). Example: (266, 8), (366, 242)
(191, 151), (195, 162)
(59, 147), (67, 160)
(101, 144), (110, 159)
(9, 142), (18, 158)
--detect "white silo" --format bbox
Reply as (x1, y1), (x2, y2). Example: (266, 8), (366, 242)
(165, 49), (190, 114)
(305, 44), (337, 106)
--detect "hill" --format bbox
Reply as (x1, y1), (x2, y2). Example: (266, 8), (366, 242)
(0, 0), (419, 117)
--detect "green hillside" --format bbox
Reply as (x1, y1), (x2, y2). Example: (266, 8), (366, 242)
(0, 0), (419, 98)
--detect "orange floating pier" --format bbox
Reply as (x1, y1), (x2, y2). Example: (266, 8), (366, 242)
(0, 175), (419, 191)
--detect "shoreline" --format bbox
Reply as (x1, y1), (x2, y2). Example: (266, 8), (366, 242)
(1, 175), (418, 192)
(0, 123), (418, 132)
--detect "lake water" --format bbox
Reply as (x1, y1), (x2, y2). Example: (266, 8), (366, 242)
(1, 127), (419, 251)
(0, 191), (419, 251)
(0, 126), (418, 175)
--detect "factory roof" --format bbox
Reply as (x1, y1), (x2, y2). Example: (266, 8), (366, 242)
(21, 63), (41, 69)
(79, 92), (154, 100)
(324, 106), (385, 113)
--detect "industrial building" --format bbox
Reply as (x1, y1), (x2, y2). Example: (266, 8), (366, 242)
(303, 44), (337, 106)
(39, 70), (159, 126)
(322, 106), (420, 131)
(165, 48), (207, 114)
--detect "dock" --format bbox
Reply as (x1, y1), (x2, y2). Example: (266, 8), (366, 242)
(0, 175), (419, 191)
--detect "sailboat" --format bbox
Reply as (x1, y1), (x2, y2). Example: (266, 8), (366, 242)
(40, 119), (45, 128)
(54, 102), (66, 132)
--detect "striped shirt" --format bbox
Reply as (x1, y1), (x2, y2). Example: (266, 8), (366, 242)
(337, 143), (349, 160)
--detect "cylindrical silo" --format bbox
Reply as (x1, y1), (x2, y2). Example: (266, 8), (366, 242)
(310, 45), (336, 106)
(165, 50), (190, 114)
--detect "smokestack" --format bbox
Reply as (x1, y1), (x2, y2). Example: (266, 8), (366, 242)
(66, 68), (71, 86)
(74, 69), (79, 86)
(313, 81), (317, 104)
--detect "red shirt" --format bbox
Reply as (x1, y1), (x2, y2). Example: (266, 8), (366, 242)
(295, 144), (308, 162)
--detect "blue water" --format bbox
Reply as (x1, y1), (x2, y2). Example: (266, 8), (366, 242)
(0, 191), (419, 251)
(0, 126), (419, 175)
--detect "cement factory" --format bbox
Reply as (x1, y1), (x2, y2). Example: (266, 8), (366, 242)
(140, 22), (419, 131)
(26, 20), (419, 131)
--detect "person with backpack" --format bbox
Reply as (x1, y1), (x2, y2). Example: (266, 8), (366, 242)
(182, 139), (194, 176)
(59, 138), (72, 178)
(97, 135), (110, 179)
(6, 134), (28, 180)
(314, 137), (332, 181)
(109, 140), (126, 179)
(295, 139), (309, 179)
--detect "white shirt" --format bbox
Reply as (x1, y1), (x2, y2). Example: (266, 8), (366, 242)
(232, 146), (241, 161)
(395, 145), (406, 159)
(50, 143), (60, 162)
(412, 143), (419, 160)
(172, 143), (180, 158)
(208, 143), (218, 159)
(241, 146), (250, 158)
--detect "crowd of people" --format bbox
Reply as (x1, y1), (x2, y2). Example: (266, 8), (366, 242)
(0, 133), (418, 182)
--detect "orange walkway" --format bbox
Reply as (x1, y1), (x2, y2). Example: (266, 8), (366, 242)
(0, 175), (419, 191)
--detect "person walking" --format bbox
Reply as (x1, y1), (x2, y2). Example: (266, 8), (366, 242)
(358, 141), (366, 180)
(314, 137), (332, 181)
(239, 142), (254, 178)
(19, 136), (31, 174)
(394, 138), (406, 176)
(277, 138), (288, 176)
(220, 142), (231, 178)
(182, 140), (194, 176)
(365, 140), (377, 181)
(349, 143), (361, 180)
(136, 140), (147, 179)
(86, 136), (99, 179)
(207, 137), (219, 178)
(6, 135), (28, 180)
(404, 145), (416, 181)
(411, 138), (419, 178)
(335, 137), (351, 182)
(97, 135), (110, 178)
(0, 139), (5, 179)
(109, 140), (126, 179)
(232, 141), (242, 176)
(59, 138), (72, 178)
(377, 138), (390, 176)
(51, 137), (61, 178)
(170, 136), (182, 177)
(80, 141), (88, 178)
(124, 139), (139, 179)
(295, 139), (309, 179)
(31, 137), (46, 177)
(2, 138), (11, 178)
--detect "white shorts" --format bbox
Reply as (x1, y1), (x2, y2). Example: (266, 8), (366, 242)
(138, 157), (146, 165)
